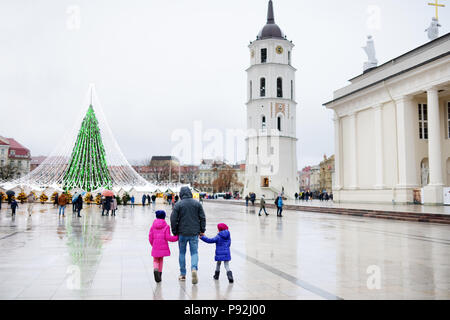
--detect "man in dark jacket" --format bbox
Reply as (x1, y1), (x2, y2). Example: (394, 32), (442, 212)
(75, 194), (83, 217)
(170, 186), (206, 284)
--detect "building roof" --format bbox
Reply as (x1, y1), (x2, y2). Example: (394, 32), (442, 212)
(150, 156), (180, 163)
(0, 136), (10, 146)
(323, 32), (450, 106)
(2, 137), (30, 159)
(31, 156), (46, 165)
(256, 1), (285, 41)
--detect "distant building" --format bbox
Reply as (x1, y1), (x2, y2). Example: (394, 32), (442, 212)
(309, 165), (321, 192)
(179, 165), (199, 185)
(148, 156), (180, 183)
(299, 166), (311, 191)
(0, 136), (31, 179)
(30, 156), (47, 172)
(319, 154), (335, 193)
(197, 159), (245, 194)
(324, 32), (450, 204)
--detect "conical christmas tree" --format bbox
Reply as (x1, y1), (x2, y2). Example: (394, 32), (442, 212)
(63, 105), (112, 191)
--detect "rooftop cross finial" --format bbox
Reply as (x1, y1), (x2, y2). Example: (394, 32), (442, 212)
(428, 0), (445, 20)
(267, 0), (275, 24)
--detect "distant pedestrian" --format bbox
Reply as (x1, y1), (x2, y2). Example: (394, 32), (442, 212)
(250, 193), (256, 206)
(11, 199), (19, 216)
(258, 195), (268, 216)
(131, 195), (135, 208)
(58, 193), (67, 217)
(200, 223), (233, 283)
(295, 192), (298, 200)
(53, 193), (59, 208)
(147, 194), (151, 206)
(111, 196), (118, 216)
(75, 194), (83, 217)
(245, 195), (249, 207)
(26, 192), (36, 217)
(276, 194), (283, 217)
(151, 194), (157, 211)
(149, 210), (179, 283)
(102, 196), (112, 216)
(142, 194), (147, 206)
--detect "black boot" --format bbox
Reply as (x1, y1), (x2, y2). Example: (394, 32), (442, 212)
(154, 269), (161, 283)
(227, 271), (234, 283)
(213, 271), (220, 280)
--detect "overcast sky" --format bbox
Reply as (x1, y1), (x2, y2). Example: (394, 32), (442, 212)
(1, 0), (448, 169)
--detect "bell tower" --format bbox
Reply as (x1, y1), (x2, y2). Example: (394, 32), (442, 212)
(244, 0), (299, 200)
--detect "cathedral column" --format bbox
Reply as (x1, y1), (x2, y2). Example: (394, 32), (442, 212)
(424, 87), (444, 204)
(333, 112), (342, 190)
(373, 104), (384, 189)
(348, 112), (358, 189)
(395, 96), (418, 189)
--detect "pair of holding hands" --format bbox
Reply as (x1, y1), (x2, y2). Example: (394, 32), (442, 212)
(198, 233), (205, 238)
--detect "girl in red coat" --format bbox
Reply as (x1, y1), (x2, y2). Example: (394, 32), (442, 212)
(149, 210), (178, 282)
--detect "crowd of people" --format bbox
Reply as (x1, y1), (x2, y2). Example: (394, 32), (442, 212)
(294, 191), (333, 201)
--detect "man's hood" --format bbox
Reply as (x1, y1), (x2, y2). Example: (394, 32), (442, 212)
(180, 186), (193, 200)
(218, 230), (230, 240)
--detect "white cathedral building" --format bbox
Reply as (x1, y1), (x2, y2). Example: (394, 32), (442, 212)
(324, 32), (450, 205)
(244, 1), (299, 200)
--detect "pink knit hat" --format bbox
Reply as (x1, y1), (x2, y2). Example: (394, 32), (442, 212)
(217, 223), (228, 231)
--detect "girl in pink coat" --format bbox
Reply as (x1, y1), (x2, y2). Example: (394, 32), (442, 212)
(149, 210), (178, 282)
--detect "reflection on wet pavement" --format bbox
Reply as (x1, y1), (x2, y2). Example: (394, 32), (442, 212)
(0, 202), (449, 300)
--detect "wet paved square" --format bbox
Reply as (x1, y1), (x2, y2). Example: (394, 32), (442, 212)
(0, 201), (449, 300)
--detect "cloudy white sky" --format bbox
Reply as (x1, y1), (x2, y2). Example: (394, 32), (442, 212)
(0, 0), (448, 169)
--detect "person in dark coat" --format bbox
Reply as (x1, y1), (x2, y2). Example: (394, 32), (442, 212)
(75, 194), (83, 217)
(147, 194), (151, 206)
(245, 195), (249, 207)
(102, 196), (112, 216)
(200, 223), (233, 283)
(142, 194), (146, 206)
(11, 199), (19, 216)
(250, 193), (256, 206)
(53, 193), (59, 208)
(151, 194), (157, 211)
(170, 186), (206, 284)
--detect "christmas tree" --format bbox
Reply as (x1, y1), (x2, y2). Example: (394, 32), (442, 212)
(63, 105), (112, 191)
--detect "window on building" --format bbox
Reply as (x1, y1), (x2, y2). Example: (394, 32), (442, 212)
(261, 48), (267, 63)
(256, 147), (259, 155)
(418, 104), (428, 139)
(260, 78), (266, 97)
(288, 51), (291, 65)
(277, 77), (283, 98)
(250, 81), (252, 100)
(270, 147), (274, 155)
(277, 116), (282, 131)
(262, 115), (266, 129)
